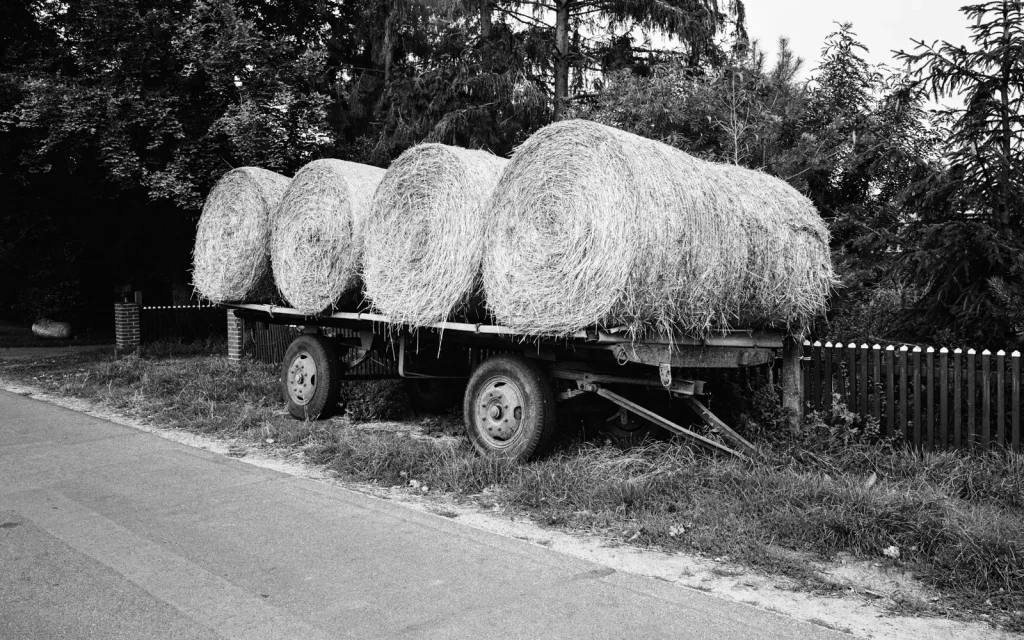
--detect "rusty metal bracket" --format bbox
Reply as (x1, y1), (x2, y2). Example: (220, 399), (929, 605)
(578, 382), (748, 461)
(550, 368), (698, 396)
(658, 363), (672, 389)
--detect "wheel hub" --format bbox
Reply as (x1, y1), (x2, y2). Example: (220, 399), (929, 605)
(477, 377), (525, 442)
(287, 351), (317, 406)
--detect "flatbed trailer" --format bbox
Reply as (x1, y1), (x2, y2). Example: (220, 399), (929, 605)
(225, 303), (788, 461)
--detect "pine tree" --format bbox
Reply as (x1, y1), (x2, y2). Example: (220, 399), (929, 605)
(896, 0), (1024, 228)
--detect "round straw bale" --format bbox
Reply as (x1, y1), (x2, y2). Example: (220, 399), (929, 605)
(362, 144), (508, 326)
(32, 318), (72, 339)
(270, 159), (386, 314)
(482, 119), (832, 338)
(192, 167), (290, 303)
(715, 163), (833, 329)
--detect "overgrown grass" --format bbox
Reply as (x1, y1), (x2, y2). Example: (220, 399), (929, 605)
(2, 342), (1022, 631)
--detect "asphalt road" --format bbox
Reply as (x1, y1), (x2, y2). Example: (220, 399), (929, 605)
(0, 389), (851, 639)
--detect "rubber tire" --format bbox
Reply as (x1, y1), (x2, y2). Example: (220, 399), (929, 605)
(281, 334), (340, 420)
(463, 354), (557, 461)
(404, 378), (465, 414)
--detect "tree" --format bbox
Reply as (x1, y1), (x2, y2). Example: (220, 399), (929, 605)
(891, 1), (1024, 343)
(499, 0), (746, 117)
(0, 0), (336, 323)
(576, 38), (806, 170)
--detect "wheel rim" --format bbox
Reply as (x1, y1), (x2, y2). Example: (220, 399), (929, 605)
(476, 375), (525, 447)
(287, 351), (317, 406)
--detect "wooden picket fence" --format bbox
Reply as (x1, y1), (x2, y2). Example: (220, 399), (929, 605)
(140, 302), (225, 344)
(801, 341), (1022, 450)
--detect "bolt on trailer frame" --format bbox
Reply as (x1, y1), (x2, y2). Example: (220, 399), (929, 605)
(225, 303), (784, 461)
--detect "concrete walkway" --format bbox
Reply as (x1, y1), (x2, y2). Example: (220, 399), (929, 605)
(0, 389), (849, 639)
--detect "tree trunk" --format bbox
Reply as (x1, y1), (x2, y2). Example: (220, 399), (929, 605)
(998, 0), (1013, 227)
(553, 0), (569, 119)
(383, 9), (395, 84)
(480, 0), (492, 38)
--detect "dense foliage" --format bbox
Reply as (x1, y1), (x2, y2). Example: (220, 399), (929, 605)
(1, 0), (1021, 348)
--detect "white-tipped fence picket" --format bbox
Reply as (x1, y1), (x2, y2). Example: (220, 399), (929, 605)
(801, 341), (1021, 451)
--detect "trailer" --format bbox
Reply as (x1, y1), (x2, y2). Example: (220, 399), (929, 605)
(225, 303), (794, 461)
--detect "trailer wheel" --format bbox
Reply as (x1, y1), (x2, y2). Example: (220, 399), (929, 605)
(404, 378), (465, 414)
(601, 407), (659, 447)
(282, 334), (340, 420)
(463, 354), (556, 460)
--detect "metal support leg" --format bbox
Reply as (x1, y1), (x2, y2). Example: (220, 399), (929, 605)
(580, 383), (748, 461)
(680, 397), (763, 459)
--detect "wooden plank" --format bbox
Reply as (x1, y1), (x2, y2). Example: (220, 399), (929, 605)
(859, 344), (869, 418)
(782, 337), (802, 431)
(885, 346), (895, 437)
(835, 344), (843, 403)
(899, 346), (909, 439)
(926, 347), (935, 450)
(939, 348), (949, 449)
(913, 347), (922, 447)
(847, 343), (858, 413)
(967, 349), (977, 449)
(954, 349), (963, 448)
(823, 342), (834, 411)
(812, 341), (823, 411)
(872, 345), (882, 423)
(802, 341), (811, 416)
(1013, 351), (1021, 452)
(997, 350), (1006, 448)
(982, 350), (992, 448)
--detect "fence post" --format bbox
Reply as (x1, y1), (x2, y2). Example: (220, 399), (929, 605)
(227, 310), (244, 363)
(823, 342), (834, 411)
(953, 348), (963, 448)
(812, 341), (823, 411)
(114, 300), (141, 352)
(1013, 351), (1021, 452)
(872, 344), (881, 424)
(802, 340), (811, 416)
(982, 349), (992, 448)
(782, 336), (802, 432)
(899, 346), (909, 439)
(939, 347), (949, 449)
(885, 345), (895, 437)
(997, 350), (1006, 448)
(967, 349), (977, 449)
(925, 346), (935, 450)
(847, 342), (858, 414)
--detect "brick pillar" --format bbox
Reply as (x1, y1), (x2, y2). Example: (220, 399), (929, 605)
(114, 302), (141, 351)
(227, 309), (244, 362)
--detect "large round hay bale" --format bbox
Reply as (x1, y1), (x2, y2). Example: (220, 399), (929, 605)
(271, 159), (386, 314)
(192, 167), (290, 303)
(32, 318), (72, 339)
(363, 144), (509, 326)
(482, 119), (832, 338)
(716, 163), (833, 329)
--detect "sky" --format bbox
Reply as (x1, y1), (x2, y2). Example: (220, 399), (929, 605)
(743, 0), (974, 77)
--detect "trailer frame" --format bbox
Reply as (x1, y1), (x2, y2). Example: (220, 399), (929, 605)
(225, 303), (787, 460)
